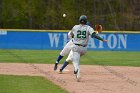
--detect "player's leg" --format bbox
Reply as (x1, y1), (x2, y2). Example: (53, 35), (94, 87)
(59, 50), (73, 73)
(54, 41), (72, 71)
(72, 51), (81, 81)
(54, 54), (64, 70)
(54, 49), (70, 71)
(72, 46), (86, 81)
(59, 61), (69, 73)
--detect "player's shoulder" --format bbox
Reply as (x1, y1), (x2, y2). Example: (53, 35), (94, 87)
(73, 24), (90, 27)
(72, 24), (93, 30)
(84, 25), (93, 30)
(85, 24), (91, 28)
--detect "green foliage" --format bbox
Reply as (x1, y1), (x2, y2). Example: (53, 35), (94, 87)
(0, 0), (139, 30)
(0, 75), (68, 93)
(0, 49), (140, 67)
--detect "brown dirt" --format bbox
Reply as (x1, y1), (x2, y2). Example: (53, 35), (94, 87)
(0, 63), (140, 93)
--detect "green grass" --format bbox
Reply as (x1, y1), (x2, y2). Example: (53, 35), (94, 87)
(0, 75), (68, 93)
(0, 49), (140, 67)
(82, 51), (140, 66)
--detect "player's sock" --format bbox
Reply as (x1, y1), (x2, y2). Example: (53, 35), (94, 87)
(60, 61), (69, 71)
(56, 55), (64, 63)
(54, 55), (64, 71)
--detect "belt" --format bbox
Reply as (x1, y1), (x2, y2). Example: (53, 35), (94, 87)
(74, 43), (87, 47)
(72, 40), (87, 47)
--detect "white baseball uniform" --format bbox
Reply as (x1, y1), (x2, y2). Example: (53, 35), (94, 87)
(59, 31), (73, 56)
(66, 24), (95, 76)
(60, 40), (73, 56)
(59, 25), (98, 57)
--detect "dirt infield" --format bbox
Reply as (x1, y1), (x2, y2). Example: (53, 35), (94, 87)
(0, 63), (140, 93)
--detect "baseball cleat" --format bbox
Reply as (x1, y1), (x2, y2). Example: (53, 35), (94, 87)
(59, 69), (63, 74)
(75, 69), (80, 82)
(54, 63), (58, 71)
(74, 69), (78, 74)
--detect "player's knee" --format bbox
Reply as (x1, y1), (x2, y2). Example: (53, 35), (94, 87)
(60, 51), (69, 56)
(60, 53), (65, 56)
(66, 58), (72, 62)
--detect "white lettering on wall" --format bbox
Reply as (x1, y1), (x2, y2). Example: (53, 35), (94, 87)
(99, 34), (106, 48)
(118, 34), (127, 49)
(48, 33), (128, 49)
(48, 33), (61, 47)
(107, 34), (117, 49)
(63, 33), (69, 47)
(88, 38), (97, 48)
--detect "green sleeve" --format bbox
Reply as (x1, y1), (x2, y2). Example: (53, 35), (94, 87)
(91, 32), (104, 41)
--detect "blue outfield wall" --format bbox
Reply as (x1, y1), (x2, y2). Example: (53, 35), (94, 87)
(0, 29), (140, 51)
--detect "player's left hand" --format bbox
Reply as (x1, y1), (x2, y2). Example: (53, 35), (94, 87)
(95, 24), (102, 33)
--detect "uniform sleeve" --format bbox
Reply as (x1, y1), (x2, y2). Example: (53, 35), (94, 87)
(68, 31), (73, 38)
(68, 31), (71, 36)
(91, 32), (104, 41)
(68, 26), (75, 38)
(88, 26), (95, 35)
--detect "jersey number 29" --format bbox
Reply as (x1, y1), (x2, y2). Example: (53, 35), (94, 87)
(77, 30), (86, 38)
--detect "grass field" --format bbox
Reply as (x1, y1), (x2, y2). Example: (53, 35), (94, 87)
(0, 49), (140, 93)
(0, 49), (140, 67)
(0, 75), (68, 93)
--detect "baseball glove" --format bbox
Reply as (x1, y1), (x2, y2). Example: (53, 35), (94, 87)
(95, 24), (102, 33)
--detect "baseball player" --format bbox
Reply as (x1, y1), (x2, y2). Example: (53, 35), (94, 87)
(54, 22), (92, 71)
(59, 15), (107, 81)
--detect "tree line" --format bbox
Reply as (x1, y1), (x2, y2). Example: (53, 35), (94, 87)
(0, 0), (139, 31)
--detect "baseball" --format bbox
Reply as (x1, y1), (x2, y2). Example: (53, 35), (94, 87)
(63, 14), (66, 17)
